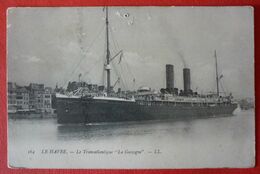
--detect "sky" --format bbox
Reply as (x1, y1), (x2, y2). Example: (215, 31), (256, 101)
(7, 7), (254, 99)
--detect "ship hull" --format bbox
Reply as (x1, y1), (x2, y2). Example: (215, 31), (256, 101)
(56, 97), (237, 124)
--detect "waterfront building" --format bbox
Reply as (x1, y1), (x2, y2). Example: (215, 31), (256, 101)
(43, 87), (52, 113)
(7, 82), (17, 113)
(7, 82), (54, 114)
(15, 87), (29, 110)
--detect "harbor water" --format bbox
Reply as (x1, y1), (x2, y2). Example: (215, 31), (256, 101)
(8, 109), (255, 169)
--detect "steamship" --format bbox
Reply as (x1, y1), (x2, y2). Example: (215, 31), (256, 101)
(54, 7), (237, 124)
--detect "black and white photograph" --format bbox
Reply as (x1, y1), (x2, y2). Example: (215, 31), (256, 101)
(7, 6), (254, 168)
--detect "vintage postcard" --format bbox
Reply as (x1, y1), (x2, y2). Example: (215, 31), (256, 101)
(7, 7), (254, 168)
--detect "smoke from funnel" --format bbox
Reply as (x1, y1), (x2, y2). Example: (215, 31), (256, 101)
(178, 51), (187, 68)
(158, 17), (188, 69)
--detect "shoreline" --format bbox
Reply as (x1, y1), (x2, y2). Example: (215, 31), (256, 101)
(8, 113), (57, 119)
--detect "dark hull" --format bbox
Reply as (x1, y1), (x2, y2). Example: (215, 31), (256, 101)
(56, 97), (237, 124)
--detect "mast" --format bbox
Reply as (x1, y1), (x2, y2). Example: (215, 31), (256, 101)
(214, 50), (219, 97)
(105, 7), (111, 95)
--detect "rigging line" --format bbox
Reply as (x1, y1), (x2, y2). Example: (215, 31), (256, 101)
(118, 62), (130, 86)
(61, 23), (106, 87)
(63, 23), (105, 85)
(119, 63), (129, 90)
(108, 19), (135, 90)
(76, 9), (84, 49)
(111, 61), (127, 90)
(108, 25), (135, 81)
(109, 25), (120, 52)
(82, 41), (106, 80)
(110, 62), (121, 87)
(119, 64), (129, 90)
(109, 24), (132, 76)
(220, 81), (226, 97)
(109, 26), (118, 51)
(220, 78), (229, 96)
(120, 55), (135, 86)
(109, 38), (117, 58)
(109, 42), (123, 88)
(81, 58), (104, 80)
(124, 58), (135, 79)
(109, 44), (128, 90)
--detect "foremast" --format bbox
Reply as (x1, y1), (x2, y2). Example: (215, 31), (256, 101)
(105, 7), (111, 95)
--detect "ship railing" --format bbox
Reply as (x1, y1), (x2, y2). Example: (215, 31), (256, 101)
(135, 92), (232, 106)
(136, 98), (230, 107)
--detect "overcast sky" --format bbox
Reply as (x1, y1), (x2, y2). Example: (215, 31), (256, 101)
(7, 7), (254, 98)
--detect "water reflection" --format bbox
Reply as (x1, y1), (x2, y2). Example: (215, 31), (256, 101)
(57, 118), (194, 141)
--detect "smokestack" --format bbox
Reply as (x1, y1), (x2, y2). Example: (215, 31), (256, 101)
(183, 68), (191, 93)
(166, 64), (174, 91)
